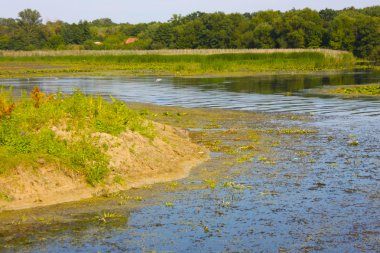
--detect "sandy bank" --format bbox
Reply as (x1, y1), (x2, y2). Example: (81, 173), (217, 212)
(0, 122), (208, 211)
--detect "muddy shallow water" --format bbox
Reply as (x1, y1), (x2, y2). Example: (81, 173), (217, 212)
(0, 70), (379, 252)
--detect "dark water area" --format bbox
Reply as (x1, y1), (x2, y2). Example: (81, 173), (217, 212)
(0, 70), (379, 252)
(1, 70), (380, 116)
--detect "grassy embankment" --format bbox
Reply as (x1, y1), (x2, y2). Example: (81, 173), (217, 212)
(0, 49), (356, 78)
(0, 87), (154, 185)
(0, 87), (207, 209)
(317, 84), (380, 97)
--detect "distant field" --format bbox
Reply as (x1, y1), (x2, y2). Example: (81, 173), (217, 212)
(0, 49), (356, 77)
(0, 48), (350, 57)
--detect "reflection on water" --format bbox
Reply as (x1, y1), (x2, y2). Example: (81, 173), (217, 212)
(171, 70), (379, 94)
(1, 70), (379, 252)
(2, 70), (380, 116)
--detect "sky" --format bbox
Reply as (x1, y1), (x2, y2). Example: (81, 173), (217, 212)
(0, 0), (378, 24)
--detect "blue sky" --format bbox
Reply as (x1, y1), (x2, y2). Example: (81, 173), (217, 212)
(0, 0), (378, 23)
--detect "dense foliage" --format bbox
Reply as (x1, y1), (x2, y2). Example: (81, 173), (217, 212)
(0, 6), (379, 57)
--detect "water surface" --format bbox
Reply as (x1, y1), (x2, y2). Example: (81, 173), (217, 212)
(1, 70), (379, 252)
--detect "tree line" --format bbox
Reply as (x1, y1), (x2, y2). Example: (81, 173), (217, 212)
(0, 6), (379, 58)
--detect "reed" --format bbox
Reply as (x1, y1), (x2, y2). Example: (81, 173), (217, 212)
(0, 48), (349, 57)
(0, 49), (356, 77)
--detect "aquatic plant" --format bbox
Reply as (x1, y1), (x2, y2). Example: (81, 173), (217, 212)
(295, 151), (309, 157)
(277, 128), (318, 135)
(204, 179), (217, 189)
(239, 145), (257, 151)
(222, 181), (249, 190)
(347, 139), (359, 146)
(236, 154), (255, 164)
(167, 182), (179, 188)
(320, 84), (380, 97)
(165, 202), (174, 207)
(220, 199), (231, 208)
(95, 212), (123, 223)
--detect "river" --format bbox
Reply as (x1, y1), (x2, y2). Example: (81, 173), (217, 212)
(0, 70), (379, 252)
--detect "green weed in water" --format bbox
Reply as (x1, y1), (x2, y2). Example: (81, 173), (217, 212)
(95, 212), (123, 223)
(204, 179), (217, 189)
(165, 202), (174, 207)
(321, 84), (380, 97)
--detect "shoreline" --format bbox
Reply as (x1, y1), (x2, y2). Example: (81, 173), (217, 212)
(0, 122), (209, 211)
(0, 90), (209, 212)
(1, 154), (208, 212)
(0, 67), (367, 80)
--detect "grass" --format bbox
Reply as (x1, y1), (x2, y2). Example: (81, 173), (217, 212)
(0, 87), (154, 186)
(318, 84), (380, 97)
(0, 48), (354, 57)
(0, 191), (14, 202)
(0, 49), (356, 78)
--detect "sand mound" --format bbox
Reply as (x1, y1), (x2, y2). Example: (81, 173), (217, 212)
(0, 122), (208, 211)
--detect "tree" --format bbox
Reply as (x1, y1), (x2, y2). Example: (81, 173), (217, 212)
(0, 35), (11, 49)
(253, 23), (275, 48)
(353, 15), (380, 57)
(91, 18), (114, 26)
(45, 35), (65, 49)
(60, 21), (92, 45)
(329, 14), (356, 51)
(16, 9), (45, 49)
(18, 9), (42, 28)
(319, 8), (338, 22)
(151, 23), (174, 49)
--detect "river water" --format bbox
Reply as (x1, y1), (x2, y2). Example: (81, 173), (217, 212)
(0, 70), (379, 252)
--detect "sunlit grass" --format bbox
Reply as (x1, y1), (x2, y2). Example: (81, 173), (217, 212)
(0, 49), (356, 77)
(319, 84), (380, 97)
(0, 87), (154, 185)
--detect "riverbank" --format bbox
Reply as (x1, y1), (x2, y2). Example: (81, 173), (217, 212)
(0, 88), (208, 211)
(0, 49), (356, 78)
(1, 72), (379, 252)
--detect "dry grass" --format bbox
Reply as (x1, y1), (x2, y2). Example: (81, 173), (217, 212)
(0, 48), (349, 57)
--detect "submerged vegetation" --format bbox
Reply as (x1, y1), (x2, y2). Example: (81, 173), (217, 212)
(317, 83), (380, 97)
(0, 49), (356, 77)
(0, 87), (153, 185)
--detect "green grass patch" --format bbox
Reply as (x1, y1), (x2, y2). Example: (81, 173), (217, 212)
(319, 84), (380, 97)
(0, 50), (356, 77)
(0, 87), (154, 185)
(0, 191), (14, 202)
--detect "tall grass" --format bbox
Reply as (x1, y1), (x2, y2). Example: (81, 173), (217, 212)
(0, 48), (351, 57)
(0, 87), (154, 185)
(0, 49), (356, 76)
